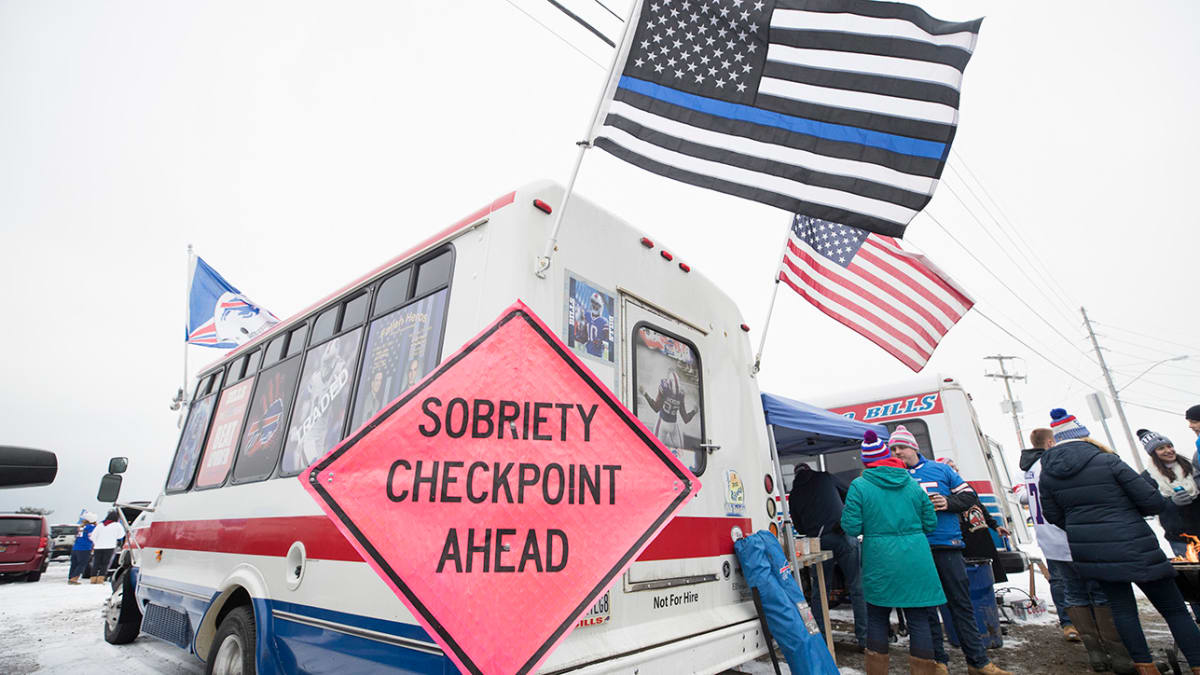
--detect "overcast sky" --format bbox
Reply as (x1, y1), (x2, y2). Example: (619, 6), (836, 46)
(2, 0), (1197, 520)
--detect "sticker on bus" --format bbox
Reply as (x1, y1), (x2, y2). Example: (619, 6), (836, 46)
(576, 591), (611, 628)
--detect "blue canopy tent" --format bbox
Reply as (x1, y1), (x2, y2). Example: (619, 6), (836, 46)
(761, 392), (888, 457)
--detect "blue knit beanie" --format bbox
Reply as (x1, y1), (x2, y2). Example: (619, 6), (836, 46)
(1050, 408), (1089, 443)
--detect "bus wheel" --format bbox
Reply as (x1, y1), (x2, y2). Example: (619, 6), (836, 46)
(103, 569), (141, 644)
(207, 606), (256, 675)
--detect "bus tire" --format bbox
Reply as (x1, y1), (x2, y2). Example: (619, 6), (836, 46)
(206, 605), (256, 675)
(103, 569), (141, 645)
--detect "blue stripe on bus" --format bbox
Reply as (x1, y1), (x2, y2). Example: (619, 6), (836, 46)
(615, 76), (948, 159)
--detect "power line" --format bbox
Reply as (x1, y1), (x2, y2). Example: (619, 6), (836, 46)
(500, 0), (608, 69)
(949, 150), (1080, 311)
(589, 0), (623, 21)
(972, 308), (1104, 391)
(1122, 399), (1191, 416)
(919, 210), (1098, 367)
(1090, 319), (1199, 354)
(543, 0), (616, 46)
(943, 162), (1079, 320)
(937, 177), (1081, 332)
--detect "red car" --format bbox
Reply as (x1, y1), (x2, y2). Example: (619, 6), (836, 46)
(0, 514), (50, 582)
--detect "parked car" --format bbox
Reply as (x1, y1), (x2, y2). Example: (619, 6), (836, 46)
(0, 514), (50, 582)
(50, 524), (76, 559)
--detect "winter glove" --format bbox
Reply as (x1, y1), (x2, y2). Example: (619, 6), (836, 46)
(1172, 490), (1196, 506)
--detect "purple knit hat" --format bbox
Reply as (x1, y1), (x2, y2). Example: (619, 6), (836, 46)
(861, 431), (891, 464)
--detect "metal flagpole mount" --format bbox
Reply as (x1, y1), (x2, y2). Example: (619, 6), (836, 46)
(534, 0), (645, 280)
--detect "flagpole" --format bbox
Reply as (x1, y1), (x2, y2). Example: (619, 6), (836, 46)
(535, 0), (645, 279)
(752, 219), (795, 376)
(178, 245), (194, 414)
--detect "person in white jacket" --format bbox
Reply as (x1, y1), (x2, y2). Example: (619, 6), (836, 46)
(89, 511), (125, 584)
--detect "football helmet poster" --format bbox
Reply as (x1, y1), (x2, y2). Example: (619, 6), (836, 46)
(565, 273), (616, 365)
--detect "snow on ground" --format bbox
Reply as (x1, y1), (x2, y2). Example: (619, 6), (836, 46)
(0, 559), (201, 674)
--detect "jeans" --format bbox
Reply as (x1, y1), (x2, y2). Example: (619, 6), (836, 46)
(1097, 577), (1200, 666)
(1047, 558), (1108, 608)
(68, 549), (92, 579)
(867, 603), (936, 660)
(1048, 561), (1071, 626)
(807, 531), (868, 647)
(91, 549), (115, 578)
(930, 548), (990, 668)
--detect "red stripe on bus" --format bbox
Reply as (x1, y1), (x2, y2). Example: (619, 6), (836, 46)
(968, 480), (995, 495)
(141, 514), (751, 563)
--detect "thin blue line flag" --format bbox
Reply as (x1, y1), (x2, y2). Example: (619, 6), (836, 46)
(187, 256), (278, 349)
(592, 0), (982, 238)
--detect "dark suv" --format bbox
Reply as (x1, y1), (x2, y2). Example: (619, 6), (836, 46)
(0, 514), (50, 582)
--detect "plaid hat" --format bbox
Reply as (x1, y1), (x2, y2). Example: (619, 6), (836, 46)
(889, 425), (919, 451)
(861, 431), (891, 464)
(1137, 428), (1173, 455)
(1050, 408), (1090, 443)
(1187, 405), (1200, 422)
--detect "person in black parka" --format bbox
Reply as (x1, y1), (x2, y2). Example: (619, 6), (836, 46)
(1038, 408), (1200, 674)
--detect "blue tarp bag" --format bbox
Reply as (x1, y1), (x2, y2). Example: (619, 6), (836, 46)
(733, 530), (839, 675)
(939, 559), (1003, 649)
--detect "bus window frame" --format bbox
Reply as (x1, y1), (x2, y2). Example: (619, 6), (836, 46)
(192, 372), (260, 492)
(164, 369), (226, 494)
(228, 348), (306, 486)
(629, 320), (708, 478)
(340, 245), (455, 452)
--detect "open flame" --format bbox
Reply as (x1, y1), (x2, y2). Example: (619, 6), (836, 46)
(1172, 534), (1200, 563)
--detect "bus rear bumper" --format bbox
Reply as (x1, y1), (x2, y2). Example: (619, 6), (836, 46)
(549, 618), (769, 675)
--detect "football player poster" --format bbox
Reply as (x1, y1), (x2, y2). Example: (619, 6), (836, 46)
(566, 273), (615, 364)
(633, 325), (703, 474)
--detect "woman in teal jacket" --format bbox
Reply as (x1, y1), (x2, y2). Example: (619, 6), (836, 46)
(842, 432), (945, 675)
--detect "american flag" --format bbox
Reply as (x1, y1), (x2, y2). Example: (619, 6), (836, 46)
(779, 214), (973, 371)
(592, 0), (981, 237)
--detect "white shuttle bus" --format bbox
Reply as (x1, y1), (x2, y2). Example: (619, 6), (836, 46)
(104, 181), (796, 674)
(811, 376), (1032, 550)
(816, 374), (1032, 550)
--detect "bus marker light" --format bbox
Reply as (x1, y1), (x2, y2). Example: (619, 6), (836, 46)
(678, 262), (690, 273)
(640, 237), (654, 248)
(741, 324), (750, 332)
(660, 250), (673, 261)
(533, 199), (552, 214)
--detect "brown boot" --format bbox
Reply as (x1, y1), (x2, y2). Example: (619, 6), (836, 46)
(1063, 624), (1082, 642)
(1093, 604), (1137, 675)
(934, 663), (949, 675)
(1133, 665), (1158, 675)
(67, 577), (81, 585)
(909, 655), (939, 675)
(865, 649), (889, 675)
(90, 576), (104, 584)
(966, 664), (1013, 675)
(1068, 605), (1113, 672)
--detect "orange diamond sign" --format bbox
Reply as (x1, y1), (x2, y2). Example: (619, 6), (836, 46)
(301, 301), (698, 675)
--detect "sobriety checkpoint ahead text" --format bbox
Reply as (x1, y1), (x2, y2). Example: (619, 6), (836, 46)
(302, 301), (697, 675)
(392, 396), (617, 574)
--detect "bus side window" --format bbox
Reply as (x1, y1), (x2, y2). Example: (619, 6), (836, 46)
(278, 327), (364, 476)
(885, 419), (933, 459)
(341, 292), (369, 330)
(285, 324), (308, 358)
(230, 354), (304, 485)
(263, 334), (287, 368)
(630, 324), (706, 477)
(350, 288), (450, 431)
(193, 374), (257, 490)
(413, 250), (452, 298)
(165, 392), (218, 493)
(311, 306), (338, 344)
(374, 268), (412, 316)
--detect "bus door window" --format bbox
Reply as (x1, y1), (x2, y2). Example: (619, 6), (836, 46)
(350, 288), (449, 431)
(885, 419), (933, 460)
(631, 324), (706, 477)
(231, 355), (304, 484)
(279, 327), (364, 475)
(194, 375), (257, 489)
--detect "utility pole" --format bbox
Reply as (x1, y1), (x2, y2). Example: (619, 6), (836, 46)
(985, 355), (1026, 453)
(1081, 306), (1144, 472)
